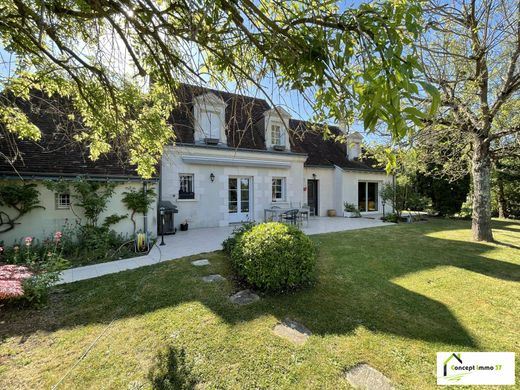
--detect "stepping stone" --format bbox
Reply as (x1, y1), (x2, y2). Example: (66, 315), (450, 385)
(191, 259), (210, 266)
(273, 318), (311, 345)
(229, 289), (259, 305)
(344, 363), (394, 390)
(202, 274), (226, 283)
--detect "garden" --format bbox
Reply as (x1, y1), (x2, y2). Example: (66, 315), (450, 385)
(0, 179), (156, 305)
(1, 218), (518, 389)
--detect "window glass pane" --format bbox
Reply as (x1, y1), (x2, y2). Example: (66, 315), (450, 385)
(272, 178), (285, 201)
(367, 182), (378, 211)
(271, 125), (281, 145)
(229, 178), (237, 190)
(201, 111), (221, 139)
(358, 182), (367, 212)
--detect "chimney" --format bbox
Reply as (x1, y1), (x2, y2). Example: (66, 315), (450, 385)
(346, 132), (363, 160)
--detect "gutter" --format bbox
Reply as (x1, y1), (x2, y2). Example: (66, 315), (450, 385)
(174, 142), (308, 157)
(0, 172), (159, 182)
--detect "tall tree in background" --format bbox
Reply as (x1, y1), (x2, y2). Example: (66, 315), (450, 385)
(0, 0), (433, 178)
(417, 0), (520, 241)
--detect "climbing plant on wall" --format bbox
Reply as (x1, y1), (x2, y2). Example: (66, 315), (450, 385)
(122, 187), (156, 234)
(0, 182), (43, 233)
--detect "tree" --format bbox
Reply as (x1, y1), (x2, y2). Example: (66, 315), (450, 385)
(414, 0), (520, 241)
(1, 0), (435, 179)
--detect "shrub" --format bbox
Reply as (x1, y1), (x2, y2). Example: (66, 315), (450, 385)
(230, 222), (317, 292)
(382, 213), (399, 223)
(222, 222), (255, 255)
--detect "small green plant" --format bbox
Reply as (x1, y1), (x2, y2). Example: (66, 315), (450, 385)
(230, 222), (317, 292)
(343, 202), (358, 212)
(382, 213), (399, 223)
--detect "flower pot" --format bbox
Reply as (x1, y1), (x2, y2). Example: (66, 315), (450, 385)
(180, 223), (189, 231)
(343, 211), (357, 218)
(327, 209), (336, 217)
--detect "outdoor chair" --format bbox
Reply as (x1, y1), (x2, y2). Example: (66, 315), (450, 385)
(281, 209), (299, 225)
(299, 206), (310, 224)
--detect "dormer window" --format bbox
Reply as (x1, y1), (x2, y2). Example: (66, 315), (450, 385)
(262, 106), (291, 151)
(271, 125), (284, 146)
(200, 111), (222, 142)
(193, 93), (227, 145)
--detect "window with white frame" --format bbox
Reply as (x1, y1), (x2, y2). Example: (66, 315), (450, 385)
(179, 174), (195, 199)
(56, 193), (71, 209)
(271, 124), (284, 146)
(272, 177), (286, 202)
(200, 110), (222, 140)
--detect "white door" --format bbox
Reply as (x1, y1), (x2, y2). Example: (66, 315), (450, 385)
(229, 177), (252, 223)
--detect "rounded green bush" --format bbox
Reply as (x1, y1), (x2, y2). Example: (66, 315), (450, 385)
(231, 222), (317, 292)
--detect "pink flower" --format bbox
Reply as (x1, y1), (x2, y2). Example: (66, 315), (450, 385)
(24, 236), (33, 246)
(0, 280), (25, 299)
(54, 231), (63, 242)
(0, 265), (33, 300)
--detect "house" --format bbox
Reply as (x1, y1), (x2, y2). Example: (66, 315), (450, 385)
(0, 86), (392, 243)
(162, 85), (392, 228)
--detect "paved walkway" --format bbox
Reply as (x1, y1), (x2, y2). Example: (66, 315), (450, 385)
(57, 216), (391, 284)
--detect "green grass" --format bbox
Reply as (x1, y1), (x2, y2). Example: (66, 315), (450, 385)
(1, 219), (519, 389)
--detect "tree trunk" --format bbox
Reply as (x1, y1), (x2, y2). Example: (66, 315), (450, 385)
(497, 177), (508, 219)
(471, 135), (494, 241)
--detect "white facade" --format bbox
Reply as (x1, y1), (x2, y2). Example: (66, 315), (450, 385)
(0, 181), (157, 245)
(303, 166), (392, 217)
(161, 144), (393, 228)
(161, 145), (307, 228)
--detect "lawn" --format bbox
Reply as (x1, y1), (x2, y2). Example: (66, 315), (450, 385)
(1, 219), (519, 389)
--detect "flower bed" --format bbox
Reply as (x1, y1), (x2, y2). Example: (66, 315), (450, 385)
(0, 264), (33, 299)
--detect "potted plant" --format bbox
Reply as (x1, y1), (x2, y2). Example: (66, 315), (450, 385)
(180, 219), (189, 231)
(343, 202), (361, 218)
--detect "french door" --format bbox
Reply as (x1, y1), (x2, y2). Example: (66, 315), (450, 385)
(228, 177), (252, 223)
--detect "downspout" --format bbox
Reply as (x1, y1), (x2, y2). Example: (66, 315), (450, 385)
(157, 157), (163, 236)
(143, 181), (148, 237)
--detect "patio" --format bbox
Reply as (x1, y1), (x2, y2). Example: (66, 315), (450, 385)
(58, 216), (391, 284)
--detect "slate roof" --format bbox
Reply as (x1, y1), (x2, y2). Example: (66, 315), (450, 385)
(0, 92), (145, 179)
(289, 119), (384, 172)
(0, 86), (383, 178)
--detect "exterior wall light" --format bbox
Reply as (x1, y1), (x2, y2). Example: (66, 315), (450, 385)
(312, 173), (317, 180)
(210, 173), (215, 182)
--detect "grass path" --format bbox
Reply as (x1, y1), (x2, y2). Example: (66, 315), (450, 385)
(1, 219), (519, 389)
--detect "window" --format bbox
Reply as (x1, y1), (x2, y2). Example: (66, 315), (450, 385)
(200, 111), (221, 140)
(179, 174), (195, 199)
(272, 177), (286, 202)
(358, 182), (378, 212)
(271, 124), (284, 146)
(56, 193), (71, 209)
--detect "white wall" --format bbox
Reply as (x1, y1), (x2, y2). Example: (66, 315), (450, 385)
(303, 167), (335, 216)
(0, 181), (158, 245)
(161, 145), (306, 228)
